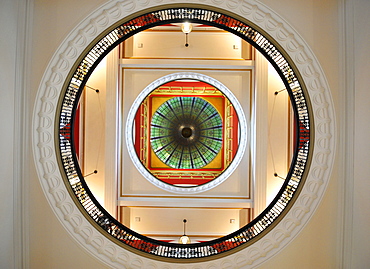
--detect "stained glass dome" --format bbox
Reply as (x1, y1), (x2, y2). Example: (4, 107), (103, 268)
(131, 76), (243, 189)
(150, 97), (223, 169)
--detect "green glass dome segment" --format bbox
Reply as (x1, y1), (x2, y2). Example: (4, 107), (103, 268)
(150, 97), (223, 169)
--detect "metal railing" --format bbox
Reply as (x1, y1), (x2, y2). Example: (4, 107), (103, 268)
(58, 7), (310, 260)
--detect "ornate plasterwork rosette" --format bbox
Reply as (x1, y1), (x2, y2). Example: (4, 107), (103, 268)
(32, 0), (335, 268)
(126, 72), (247, 193)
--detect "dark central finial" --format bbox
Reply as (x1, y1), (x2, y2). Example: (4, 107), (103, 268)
(181, 127), (192, 138)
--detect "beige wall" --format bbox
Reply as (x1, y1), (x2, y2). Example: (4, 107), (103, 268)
(83, 57), (107, 207)
(29, 2), (110, 268)
(0, 1), (19, 268)
(266, 62), (289, 205)
(351, 0), (370, 266)
(1, 0), (369, 268)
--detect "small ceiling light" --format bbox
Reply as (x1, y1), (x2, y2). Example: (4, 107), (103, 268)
(181, 22), (192, 34)
(179, 219), (191, 244)
(181, 22), (192, 47)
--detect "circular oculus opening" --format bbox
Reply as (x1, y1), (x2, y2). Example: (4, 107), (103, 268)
(54, 7), (313, 261)
(129, 76), (246, 189)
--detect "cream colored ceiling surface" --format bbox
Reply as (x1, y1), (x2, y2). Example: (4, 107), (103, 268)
(33, 0), (335, 268)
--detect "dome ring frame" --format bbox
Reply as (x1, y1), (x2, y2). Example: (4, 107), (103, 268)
(32, 1), (336, 268)
(126, 72), (248, 194)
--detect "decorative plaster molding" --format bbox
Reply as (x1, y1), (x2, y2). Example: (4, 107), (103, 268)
(338, 0), (355, 267)
(126, 72), (247, 194)
(15, 0), (33, 267)
(32, 0), (335, 268)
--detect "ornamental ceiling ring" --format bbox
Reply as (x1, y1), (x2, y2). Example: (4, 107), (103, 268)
(126, 72), (248, 194)
(32, 1), (335, 268)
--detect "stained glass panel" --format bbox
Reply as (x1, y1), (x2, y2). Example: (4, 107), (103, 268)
(150, 97), (223, 169)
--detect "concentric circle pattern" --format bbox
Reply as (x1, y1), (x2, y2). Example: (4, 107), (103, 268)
(38, 3), (330, 263)
(150, 97), (223, 169)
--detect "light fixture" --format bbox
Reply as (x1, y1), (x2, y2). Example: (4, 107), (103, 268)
(178, 219), (191, 244)
(181, 22), (192, 47)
